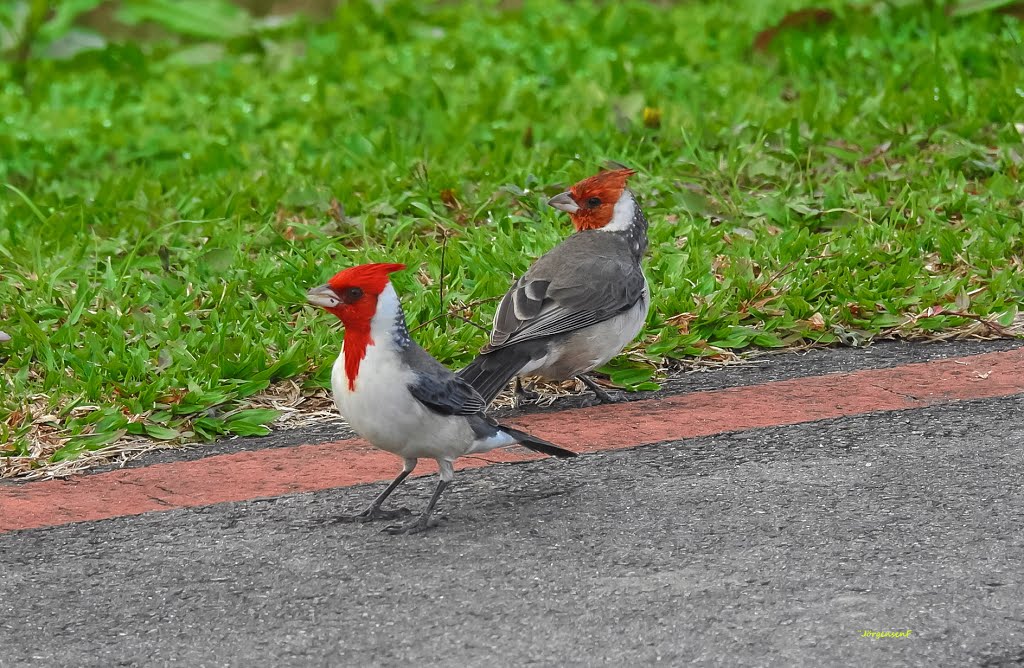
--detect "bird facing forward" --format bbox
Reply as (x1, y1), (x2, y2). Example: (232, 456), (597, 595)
(457, 168), (651, 406)
(307, 262), (576, 534)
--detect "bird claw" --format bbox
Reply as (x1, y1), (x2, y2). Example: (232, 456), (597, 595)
(513, 379), (541, 409)
(580, 390), (623, 407)
(574, 375), (623, 405)
(513, 390), (541, 409)
(333, 507), (412, 524)
(382, 517), (434, 535)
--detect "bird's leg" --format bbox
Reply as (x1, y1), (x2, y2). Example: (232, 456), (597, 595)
(384, 479), (449, 534)
(576, 374), (619, 404)
(385, 460), (453, 535)
(513, 377), (540, 408)
(335, 458), (416, 523)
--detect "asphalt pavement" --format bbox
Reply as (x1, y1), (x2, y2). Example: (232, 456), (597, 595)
(2, 341), (1023, 667)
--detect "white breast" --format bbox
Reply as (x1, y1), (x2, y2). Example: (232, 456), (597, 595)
(331, 343), (481, 461)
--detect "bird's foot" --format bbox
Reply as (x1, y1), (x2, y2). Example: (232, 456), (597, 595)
(583, 388), (624, 405)
(383, 516), (435, 535)
(576, 375), (623, 405)
(333, 506), (412, 524)
(513, 388), (541, 409)
(513, 378), (541, 408)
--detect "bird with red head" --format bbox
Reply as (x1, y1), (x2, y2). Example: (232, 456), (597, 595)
(458, 167), (651, 406)
(307, 263), (575, 534)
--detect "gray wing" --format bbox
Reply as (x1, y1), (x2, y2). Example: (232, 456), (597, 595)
(486, 232), (646, 351)
(403, 344), (487, 416)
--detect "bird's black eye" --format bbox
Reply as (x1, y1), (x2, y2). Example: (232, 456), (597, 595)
(340, 286), (363, 304)
(586, 196), (602, 208)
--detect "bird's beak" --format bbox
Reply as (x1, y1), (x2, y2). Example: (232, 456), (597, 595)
(547, 191), (579, 214)
(306, 284), (341, 309)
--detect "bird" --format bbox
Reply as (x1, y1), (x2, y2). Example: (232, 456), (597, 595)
(306, 262), (576, 534)
(457, 167), (650, 406)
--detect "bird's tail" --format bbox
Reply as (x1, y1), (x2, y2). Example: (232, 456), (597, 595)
(456, 347), (533, 406)
(500, 425), (577, 458)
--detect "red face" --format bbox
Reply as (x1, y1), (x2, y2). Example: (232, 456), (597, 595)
(556, 168), (636, 231)
(307, 262), (407, 390)
(307, 262), (406, 330)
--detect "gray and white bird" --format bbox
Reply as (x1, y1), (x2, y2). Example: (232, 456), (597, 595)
(457, 168), (650, 406)
(306, 262), (576, 535)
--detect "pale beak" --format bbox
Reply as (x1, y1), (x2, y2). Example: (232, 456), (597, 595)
(547, 191), (579, 214)
(306, 284), (340, 309)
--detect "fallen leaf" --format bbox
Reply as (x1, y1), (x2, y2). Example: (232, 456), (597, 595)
(667, 312), (696, 334)
(440, 188), (461, 210)
(859, 141), (893, 165)
(753, 8), (836, 53)
(156, 389), (188, 406)
(329, 198), (346, 223)
(804, 312), (826, 331)
(712, 254), (731, 279)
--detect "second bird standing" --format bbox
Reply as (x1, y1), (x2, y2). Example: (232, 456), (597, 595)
(458, 168), (651, 406)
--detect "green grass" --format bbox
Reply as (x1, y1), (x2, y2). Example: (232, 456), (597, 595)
(2, 0), (1023, 472)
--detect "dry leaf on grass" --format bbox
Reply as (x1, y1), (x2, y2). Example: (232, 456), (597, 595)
(802, 312), (827, 331)
(753, 8), (836, 52)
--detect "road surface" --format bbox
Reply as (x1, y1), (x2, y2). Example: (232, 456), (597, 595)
(2, 340), (1022, 667)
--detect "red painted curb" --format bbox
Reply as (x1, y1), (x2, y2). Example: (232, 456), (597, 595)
(2, 349), (1022, 533)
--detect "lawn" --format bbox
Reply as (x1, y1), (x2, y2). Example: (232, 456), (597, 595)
(1, 0), (1022, 477)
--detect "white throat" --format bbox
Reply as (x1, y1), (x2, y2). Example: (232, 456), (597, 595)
(601, 191), (637, 233)
(369, 282), (403, 347)
(334, 281), (405, 395)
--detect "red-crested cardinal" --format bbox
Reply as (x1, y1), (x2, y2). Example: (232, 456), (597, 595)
(307, 262), (576, 534)
(457, 168), (650, 405)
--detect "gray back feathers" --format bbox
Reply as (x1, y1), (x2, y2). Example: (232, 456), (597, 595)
(486, 230), (647, 351)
